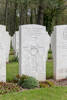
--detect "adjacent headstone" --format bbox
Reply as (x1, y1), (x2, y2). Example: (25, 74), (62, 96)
(5, 32), (11, 62)
(0, 25), (11, 82)
(0, 42), (6, 82)
(19, 24), (50, 81)
(0, 25), (7, 82)
(12, 31), (19, 58)
(12, 34), (16, 51)
(51, 25), (67, 80)
(15, 31), (19, 57)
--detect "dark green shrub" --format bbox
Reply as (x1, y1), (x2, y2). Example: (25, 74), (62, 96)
(22, 77), (39, 89)
(18, 75), (29, 86)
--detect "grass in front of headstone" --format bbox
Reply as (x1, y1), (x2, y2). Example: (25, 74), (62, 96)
(6, 53), (19, 82)
(47, 49), (53, 79)
(46, 60), (53, 79)
(48, 49), (53, 60)
(7, 62), (18, 82)
(0, 87), (67, 100)
(1, 49), (67, 99)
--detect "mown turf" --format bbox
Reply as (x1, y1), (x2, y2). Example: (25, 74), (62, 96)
(46, 60), (53, 79)
(6, 54), (19, 82)
(0, 87), (67, 100)
(7, 62), (18, 81)
(5, 50), (67, 100)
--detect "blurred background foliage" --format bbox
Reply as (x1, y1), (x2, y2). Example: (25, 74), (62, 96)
(0, 0), (67, 36)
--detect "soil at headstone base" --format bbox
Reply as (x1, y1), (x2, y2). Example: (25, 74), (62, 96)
(0, 82), (22, 95)
(49, 79), (67, 86)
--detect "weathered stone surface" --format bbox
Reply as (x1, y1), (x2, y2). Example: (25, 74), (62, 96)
(12, 34), (16, 52)
(19, 24), (50, 81)
(51, 25), (67, 80)
(0, 25), (11, 82)
(0, 25), (6, 82)
(15, 31), (19, 57)
(12, 31), (19, 58)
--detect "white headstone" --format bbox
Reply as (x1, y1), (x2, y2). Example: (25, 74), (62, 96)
(15, 31), (19, 57)
(0, 25), (6, 82)
(19, 24), (50, 81)
(0, 25), (11, 82)
(12, 31), (19, 58)
(5, 32), (11, 62)
(12, 34), (16, 51)
(51, 25), (67, 80)
(0, 43), (6, 82)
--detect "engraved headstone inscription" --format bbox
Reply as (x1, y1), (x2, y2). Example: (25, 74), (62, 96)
(19, 24), (50, 81)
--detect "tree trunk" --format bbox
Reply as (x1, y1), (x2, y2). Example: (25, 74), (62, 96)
(37, 6), (43, 25)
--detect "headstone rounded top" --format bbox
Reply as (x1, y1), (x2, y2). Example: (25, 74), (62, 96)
(20, 24), (46, 31)
(15, 31), (19, 32)
(15, 31), (19, 35)
(54, 25), (67, 30)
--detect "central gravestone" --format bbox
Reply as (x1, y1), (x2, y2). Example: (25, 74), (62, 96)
(19, 24), (50, 81)
(51, 25), (67, 80)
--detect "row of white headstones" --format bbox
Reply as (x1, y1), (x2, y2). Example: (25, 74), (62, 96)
(12, 24), (67, 82)
(0, 24), (67, 82)
(0, 25), (11, 82)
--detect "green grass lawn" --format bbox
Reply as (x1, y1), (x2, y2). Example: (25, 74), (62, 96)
(0, 87), (67, 100)
(3, 49), (67, 100)
(7, 62), (18, 81)
(46, 61), (53, 79)
(6, 55), (19, 81)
